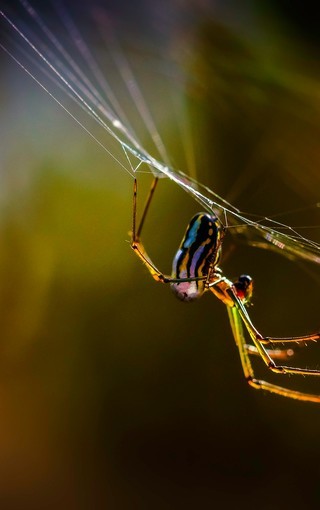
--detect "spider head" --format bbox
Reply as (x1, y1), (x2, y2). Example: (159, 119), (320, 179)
(233, 274), (253, 304)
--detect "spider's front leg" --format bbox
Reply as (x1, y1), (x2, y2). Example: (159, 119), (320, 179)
(209, 274), (294, 359)
(244, 344), (294, 360)
(226, 280), (320, 378)
(227, 305), (320, 403)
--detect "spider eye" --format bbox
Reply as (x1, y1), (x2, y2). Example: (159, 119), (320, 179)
(238, 274), (252, 287)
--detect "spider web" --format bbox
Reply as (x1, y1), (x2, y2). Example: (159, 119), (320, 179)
(1, 0), (320, 266)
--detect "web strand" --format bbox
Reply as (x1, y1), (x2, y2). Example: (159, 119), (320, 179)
(1, 3), (320, 266)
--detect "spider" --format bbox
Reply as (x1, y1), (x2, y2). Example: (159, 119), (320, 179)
(131, 177), (320, 403)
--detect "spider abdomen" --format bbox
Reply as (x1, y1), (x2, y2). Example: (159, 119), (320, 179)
(170, 213), (223, 301)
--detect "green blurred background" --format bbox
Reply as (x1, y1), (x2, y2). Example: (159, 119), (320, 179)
(1, 1), (320, 508)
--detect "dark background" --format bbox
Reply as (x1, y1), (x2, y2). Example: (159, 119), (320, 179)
(1, 1), (320, 508)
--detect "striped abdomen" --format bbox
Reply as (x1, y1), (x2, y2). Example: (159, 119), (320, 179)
(170, 213), (223, 301)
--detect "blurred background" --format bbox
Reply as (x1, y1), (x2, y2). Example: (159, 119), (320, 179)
(1, 1), (320, 508)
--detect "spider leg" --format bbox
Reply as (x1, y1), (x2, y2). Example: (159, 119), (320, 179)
(131, 178), (206, 284)
(263, 332), (320, 344)
(245, 344), (294, 360)
(228, 288), (320, 377)
(227, 306), (320, 403)
(134, 176), (159, 241)
(131, 177), (163, 280)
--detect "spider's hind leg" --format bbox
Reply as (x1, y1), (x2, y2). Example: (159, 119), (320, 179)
(130, 178), (208, 286)
(130, 177), (168, 282)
